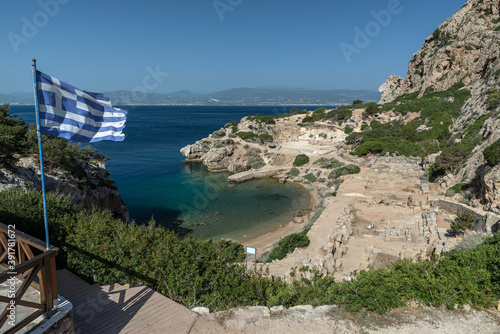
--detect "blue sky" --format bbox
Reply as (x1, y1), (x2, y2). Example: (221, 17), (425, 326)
(1, 0), (464, 94)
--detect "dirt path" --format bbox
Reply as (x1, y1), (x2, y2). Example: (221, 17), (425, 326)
(193, 305), (500, 334)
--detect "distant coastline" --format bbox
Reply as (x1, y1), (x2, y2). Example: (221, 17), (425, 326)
(1, 87), (381, 106)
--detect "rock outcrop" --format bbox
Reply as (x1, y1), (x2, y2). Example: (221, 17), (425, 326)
(0, 156), (129, 221)
(181, 136), (238, 172)
(378, 75), (403, 104)
(479, 164), (500, 214)
(384, 0), (500, 101)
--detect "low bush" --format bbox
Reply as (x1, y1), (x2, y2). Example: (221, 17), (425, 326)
(293, 154), (310, 166)
(328, 164), (361, 179)
(236, 131), (259, 142)
(301, 108), (326, 123)
(246, 147), (265, 169)
(314, 158), (343, 169)
(266, 232), (309, 262)
(303, 173), (316, 182)
(236, 131), (274, 144)
(450, 211), (478, 233)
(445, 183), (469, 197)
(483, 140), (500, 166)
(259, 133), (274, 143)
(212, 129), (226, 138)
(287, 167), (300, 177)
(354, 141), (384, 156)
(0, 104), (28, 165)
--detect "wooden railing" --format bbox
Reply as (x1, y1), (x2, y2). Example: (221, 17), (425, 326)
(0, 223), (58, 334)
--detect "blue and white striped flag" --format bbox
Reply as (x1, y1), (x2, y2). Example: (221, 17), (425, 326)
(36, 71), (127, 143)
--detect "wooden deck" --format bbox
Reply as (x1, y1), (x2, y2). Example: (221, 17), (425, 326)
(56, 269), (205, 334)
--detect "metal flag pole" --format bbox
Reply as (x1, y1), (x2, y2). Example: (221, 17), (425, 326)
(31, 59), (50, 250)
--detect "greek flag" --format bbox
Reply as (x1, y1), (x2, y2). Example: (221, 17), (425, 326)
(36, 71), (127, 143)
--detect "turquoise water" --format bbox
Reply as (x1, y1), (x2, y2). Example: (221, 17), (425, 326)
(9, 105), (332, 240)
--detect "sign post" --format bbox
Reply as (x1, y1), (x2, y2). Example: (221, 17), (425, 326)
(246, 246), (256, 270)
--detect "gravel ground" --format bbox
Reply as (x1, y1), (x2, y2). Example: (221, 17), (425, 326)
(191, 305), (500, 334)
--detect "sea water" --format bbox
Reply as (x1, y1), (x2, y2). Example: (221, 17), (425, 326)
(9, 105), (332, 241)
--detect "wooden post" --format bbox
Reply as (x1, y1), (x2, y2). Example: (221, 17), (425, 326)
(50, 256), (58, 301)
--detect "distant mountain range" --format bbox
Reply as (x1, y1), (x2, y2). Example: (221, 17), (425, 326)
(1, 88), (380, 106)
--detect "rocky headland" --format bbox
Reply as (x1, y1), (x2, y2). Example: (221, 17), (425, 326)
(0, 155), (129, 221)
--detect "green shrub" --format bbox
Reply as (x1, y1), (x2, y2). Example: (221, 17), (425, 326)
(344, 126), (353, 134)
(259, 133), (274, 143)
(345, 132), (364, 146)
(293, 154), (310, 166)
(445, 183), (469, 197)
(287, 167), (300, 177)
(314, 158), (343, 169)
(236, 131), (259, 142)
(303, 173), (316, 182)
(301, 108), (327, 123)
(323, 106), (353, 123)
(266, 232), (309, 262)
(363, 102), (380, 117)
(483, 140), (500, 166)
(434, 143), (470, 174)
(354, 141), (384, 156)
(453, 234), (488, 252)
(246, 147), (265, 169)
(450, 211), (478, 233)
(486, 89), (500, 110)
(0, 104), (28, 165)
(328, 164), (360, 179)
(236, 131), (273, 144)
(212, 129), (226, 138)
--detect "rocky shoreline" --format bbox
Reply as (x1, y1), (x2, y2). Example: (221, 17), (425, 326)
(0, 155), (129, 221)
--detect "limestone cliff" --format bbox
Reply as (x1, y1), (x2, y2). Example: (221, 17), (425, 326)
(381, 0), (500, 101)
(0, 156), (129, 221)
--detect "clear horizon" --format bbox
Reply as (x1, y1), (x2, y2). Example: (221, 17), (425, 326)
(2, 0), (464, 95)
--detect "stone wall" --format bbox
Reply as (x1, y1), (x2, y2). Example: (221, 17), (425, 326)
(438, 199), (500, 234)
(30, 298), (74, 334)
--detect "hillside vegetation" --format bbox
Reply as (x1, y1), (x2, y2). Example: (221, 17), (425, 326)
(1, 186), (500, 312)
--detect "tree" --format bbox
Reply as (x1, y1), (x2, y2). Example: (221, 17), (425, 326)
(352, 99), (363, 105)
(434, 143), (469, 174)
(450, 211), (477, 233)
(0, 104), (28, 165)
(483, 140), (500, 166)
(293, 154), (309, 166)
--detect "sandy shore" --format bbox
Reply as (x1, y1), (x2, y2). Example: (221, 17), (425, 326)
(234, 180), (322, 254)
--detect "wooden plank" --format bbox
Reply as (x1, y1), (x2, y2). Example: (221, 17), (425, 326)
(55, 269), (204, 334)
(50, 257), (58, 300)
(15, 266), (39, 301)
(0, 223), (58, 252)
(0, 250), (57, 284)
(0, 232), (8, 250)
(41, 257), (53, 311)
